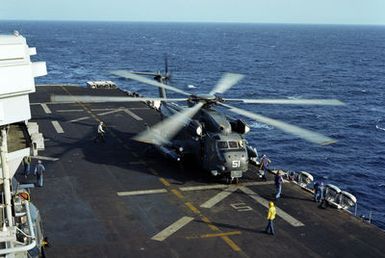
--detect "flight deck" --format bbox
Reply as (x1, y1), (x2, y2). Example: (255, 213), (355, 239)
(24, 85), (385, 258)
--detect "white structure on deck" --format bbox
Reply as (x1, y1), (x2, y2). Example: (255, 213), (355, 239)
(0, 33), (46, 125)
(86, 81), (117, 89)
(0, 32), (47, 258)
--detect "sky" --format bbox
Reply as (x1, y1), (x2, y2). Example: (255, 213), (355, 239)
(1, 0), (385, 25)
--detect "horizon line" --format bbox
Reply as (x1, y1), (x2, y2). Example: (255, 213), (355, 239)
(1, 19), (385, 27)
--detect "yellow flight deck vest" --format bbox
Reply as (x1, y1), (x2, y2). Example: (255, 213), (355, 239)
(267, 203), (276, 220)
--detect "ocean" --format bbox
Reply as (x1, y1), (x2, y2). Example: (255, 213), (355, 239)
(1, 21), (385, 228)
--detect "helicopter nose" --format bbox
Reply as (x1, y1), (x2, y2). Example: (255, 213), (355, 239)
(224, 152), (247, 170)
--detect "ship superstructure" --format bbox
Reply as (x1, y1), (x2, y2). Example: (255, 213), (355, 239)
(0, 32), (46, 258)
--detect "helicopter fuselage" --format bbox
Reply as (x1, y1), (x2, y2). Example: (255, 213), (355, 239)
(159, 101), (253, 179)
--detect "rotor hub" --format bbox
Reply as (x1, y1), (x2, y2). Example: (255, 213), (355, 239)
(188, 94), (223, 106)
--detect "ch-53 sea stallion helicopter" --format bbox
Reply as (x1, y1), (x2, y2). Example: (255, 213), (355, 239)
(52, 63), (344, 182)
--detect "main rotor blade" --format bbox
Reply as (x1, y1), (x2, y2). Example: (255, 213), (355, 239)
(209, 73), (244, 95)
(111, 70), (190, 96)
(220, 103), (336, 145)
(133, 102), (204, 145)
(223, 98), (345, 106)
(50, 95), (187, 103)
(129, 71), (160, 76)
(165, 55), (169, 74)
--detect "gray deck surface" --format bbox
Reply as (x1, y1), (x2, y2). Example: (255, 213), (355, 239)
(22, 86), (385, 257)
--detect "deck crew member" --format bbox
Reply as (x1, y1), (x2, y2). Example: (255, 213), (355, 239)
(259, 154), (271, 181)
(34, 160), (46, 187)
(22, 156), (32, 178)
(95, 121), (106, 143)
(315, 181), (325, 203)
(265, 201), (276, 235)
(274, 171), (283, 199)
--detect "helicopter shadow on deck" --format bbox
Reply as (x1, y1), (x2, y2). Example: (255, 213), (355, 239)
(40, 116), (220, 185)
(105, 127), (223, 185)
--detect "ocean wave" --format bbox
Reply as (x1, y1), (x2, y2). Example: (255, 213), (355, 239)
(287, 95), (303, 100)
(369, 107), (385, 114)
(376, 119), (385, 131)
(249, 122), (273, 130)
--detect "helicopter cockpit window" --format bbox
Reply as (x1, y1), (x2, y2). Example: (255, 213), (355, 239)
(228, 141), (239, 149)
(217, 141), (228, 149)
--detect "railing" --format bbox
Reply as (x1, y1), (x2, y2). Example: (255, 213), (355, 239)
(0, 201), (37, 255)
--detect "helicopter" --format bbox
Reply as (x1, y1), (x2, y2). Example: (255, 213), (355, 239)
(52, 62), (344, 182)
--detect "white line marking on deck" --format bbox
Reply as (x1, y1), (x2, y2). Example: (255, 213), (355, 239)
(179, 184), (229, 191)
(124, 109), (143, 120)
(56, 107), (150, 112)
(200, 185), (239, 208)
(97, 109), (123, 116)
(179, 181), (274, 192)
(32, 155), (59, 161)
(40, 104), (52, 114)
(69, 116), (90, 123)
(51, 121), (64, 133)
(230, 202), (253, 212)
(57, 109), (84, 112)
(125, 107), (150, 110)
(151, 216), (194, 241)
(239, 186), (304, 227)
(117, 189), (168, 196)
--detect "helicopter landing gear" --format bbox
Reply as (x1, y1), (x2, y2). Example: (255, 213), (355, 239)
(226, 177), (239, 184)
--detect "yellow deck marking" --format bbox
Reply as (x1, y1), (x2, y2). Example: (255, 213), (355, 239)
(201, 216), (211, 224)
(208, 224), (219, 231)
(201, 216), (219, 231)
(185, 202), (200, 214)
(159, 178), (171, 187)
(186, 231), (241, 239)
(171, 189), (184, 199)
(200, 231), (241, 239)
(221, 236), (241, 252)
